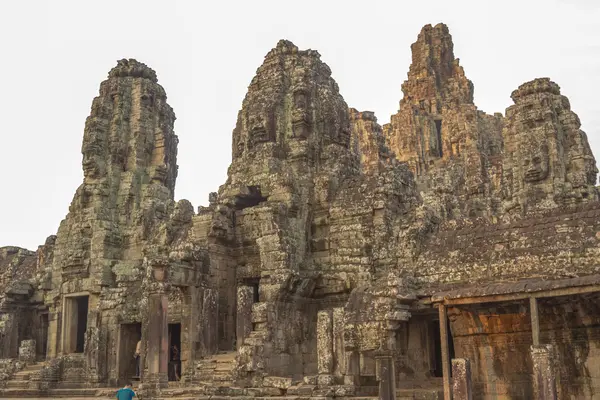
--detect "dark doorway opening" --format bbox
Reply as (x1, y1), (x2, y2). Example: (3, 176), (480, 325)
(63, 295), (89, 354)
(75, 296), (88, 353)
(434, 120), (443, 157)
(39, 313), (49, 360)
(168, 323), (181, 381)
(430, 319), (455, 377)
(245, 278), (260, 303)
(234, 186), (267, 210)
(118, 323), (141, 383)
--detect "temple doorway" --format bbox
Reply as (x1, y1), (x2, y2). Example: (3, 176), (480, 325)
(75, 296), (88, 352)
(39, 313), (48, 360)
(62, 294), (89, 354)
(168, 323), (181, 381)
(430, 319), (455, 377)
(118, 323), (141, 382)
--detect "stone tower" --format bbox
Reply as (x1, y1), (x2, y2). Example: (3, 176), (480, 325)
(384, 23), (503, 218)
(41, 59), (180, 379)
(502, 78), (598, 213)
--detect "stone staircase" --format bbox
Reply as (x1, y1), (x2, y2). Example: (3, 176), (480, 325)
(3, 362), (43, 389)
(193, 351), (237, 386)
(0, 358), (442, 399)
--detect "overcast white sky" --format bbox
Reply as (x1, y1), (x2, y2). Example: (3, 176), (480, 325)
(1, 0), (599, 250)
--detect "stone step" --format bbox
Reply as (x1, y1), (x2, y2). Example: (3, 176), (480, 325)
(11, 373), (31, 381)
(196, 381), (233, 387)
(0, 388), (110, 398)
(211, 375), (233, 382)
(157, 397), (225, 400)
(24, 363), (44, 370)
(210, 369), (233, 375)
(158, 397), (374, 400)
(49, 388), (101, 396)
(6, 380), (30, 389)
(243, 337), (266, 346)
(0, 389), (103, 400)
(396, 388), (444, 400)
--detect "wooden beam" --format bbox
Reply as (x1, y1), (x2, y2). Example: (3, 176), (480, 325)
(530, 297), (540, 346)
(438, 304), (452, 400)
(436, 284), (600, 306)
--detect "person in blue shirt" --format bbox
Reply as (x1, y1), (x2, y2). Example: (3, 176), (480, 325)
(116, 381), (136, 400)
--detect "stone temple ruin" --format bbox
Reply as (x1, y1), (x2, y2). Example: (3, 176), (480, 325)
(0, 23), (599, 400)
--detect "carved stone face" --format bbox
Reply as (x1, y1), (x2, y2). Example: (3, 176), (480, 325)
(150, 165), (167, 183)
(82, 130), (106, 179)
(246, 101), (275, 149)
(290, 67), (313, 140)
(520, 140), (549, 183)
(292, 89), (311, 139)
(233, 47), (350, 161)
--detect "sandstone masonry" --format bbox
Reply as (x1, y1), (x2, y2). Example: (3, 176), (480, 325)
(0, 24), (599, 400)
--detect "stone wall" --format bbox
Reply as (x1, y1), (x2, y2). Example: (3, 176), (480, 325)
(449, 294), (600, 399)
(414, 202), (600, 287)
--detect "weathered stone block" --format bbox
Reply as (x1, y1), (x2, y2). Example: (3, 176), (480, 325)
(317, 373), (335, 387)
(262, 375), (292, 389)
(303, 375), (317, 385)
(18, 340), (36, 363)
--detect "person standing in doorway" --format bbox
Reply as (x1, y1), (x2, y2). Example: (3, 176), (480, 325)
(116, 381), (136, 400)
(134, 339), (141, 378)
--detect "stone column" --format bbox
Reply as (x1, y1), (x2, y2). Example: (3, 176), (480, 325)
(344, 350), (361, 386)
(183, 286), (199, 382)
(332, 307), (346, 377)
(529, 297), (540, 346)
(438, 304), (452, 400)
(374, 351), (396, 400)
(236, 285), (254, 349)
(84, 308), (101, 384)
(202, 288), (219, 356)
(144, 265), (169, 391)
(46, 308), (60, 359)
(451, 358), (472, 400)
(317, 310), (334, 386)
(531, 345), (557, 400)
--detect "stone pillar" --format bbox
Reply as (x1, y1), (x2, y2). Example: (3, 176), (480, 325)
(202, 288), (219, 356)
(374, 352), (396, 400)
(451, 358), (472, 400)
(183, 286), (199, 382)
(146, 290), (168, 389)
(332, 307), (346, 377)
(531, 345), (557, 400)
(438, 304), (452, 400)
(529, 297), (540, 346)
(84, 309), (101, 383)
(344, 350), (361, 385)
(144, 265), (169, 392)
(236, 285), (254, 349)
(46, 308), (60, 359)
(317, 310), (334, 386)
